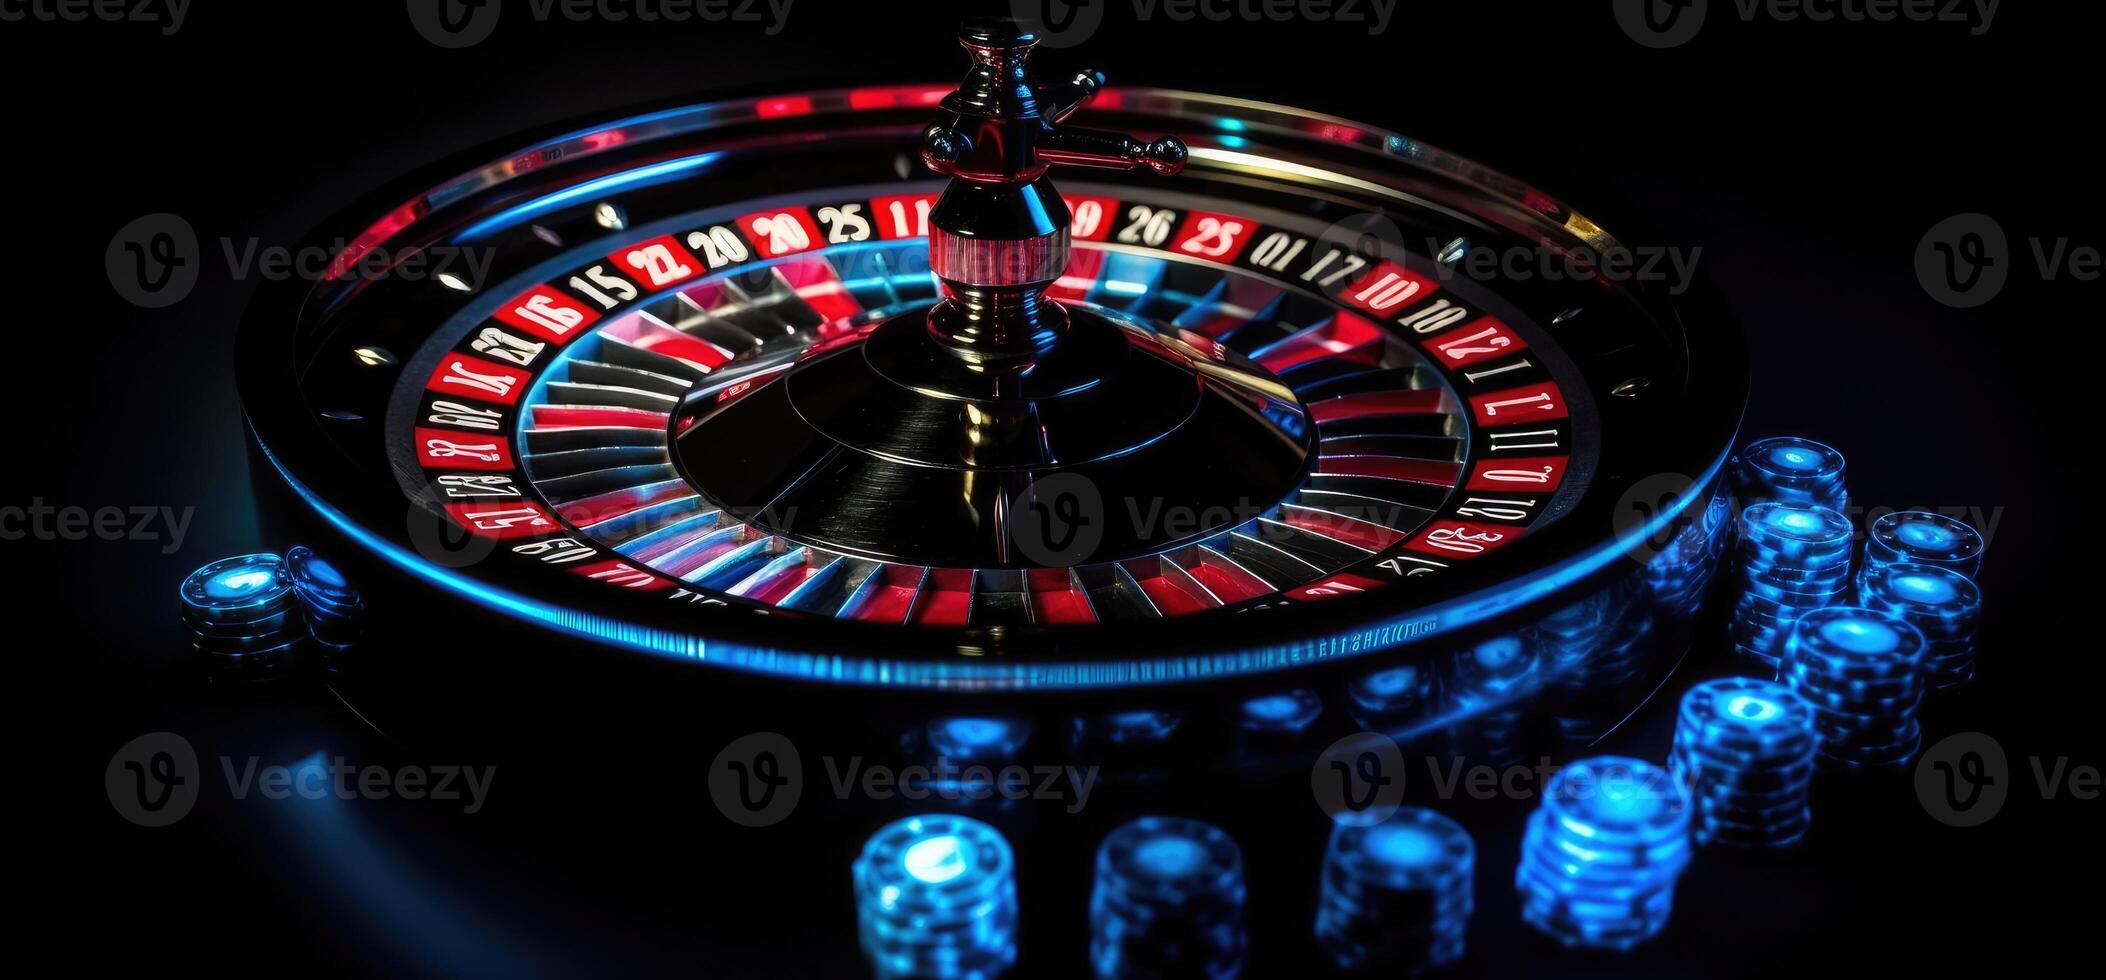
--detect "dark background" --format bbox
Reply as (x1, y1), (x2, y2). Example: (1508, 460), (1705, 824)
(11, 1), (2098, 976)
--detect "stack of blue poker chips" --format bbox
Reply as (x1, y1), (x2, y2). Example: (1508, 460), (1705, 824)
(1730, 436), (1848, 512)
(1671, 678), (1818, 848)
(1446, 634), (1539, 766)
(919, 717), (1033, 800)
(1859, 563), (1982, 691)
(1347, 663), (1439, 734)
(1516, 757), (1692, 951)
(180, 554), (304, 675)
(1091, 816), (1246, 979)
(1864, 511), (1984, 579)
(853, 814), (1018, 980)
(1778, 607), (1929, 770)
(1315, 808), (1475, 971)
(1731, 503), (1854, 667)
(285, 546), (364, 653)
(1649, 486), (1736, 620)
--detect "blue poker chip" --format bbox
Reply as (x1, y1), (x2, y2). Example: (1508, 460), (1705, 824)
(1735, 503), (1853, 547)
(926, 717), (1032, 763)
(1237, 689), (1323, 734)
(285, 546), (357, 600)
(1866, 511), (1984, 575)
(180, 554), (294, 621)
(1535, 757), (1692, 854)
(1096, 816), (1245, 910)
(1676, 678), (1818, 754)
(853, 814), (1018, 980)
(1324, 808), (1475, 893)
(1073, 709), (1183, 749)
(1450, 634), (1537, 698)
(1783, 608), (1927, 673)
(1732, 437), (1848, 506)
(1349, 664), (1438, 720)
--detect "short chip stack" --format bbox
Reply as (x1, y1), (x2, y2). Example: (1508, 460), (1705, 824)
(1731, 503), (1854, 667)
(1516, 757), (1692, 951)
(1671, 677), (1818, 848)
(1315, 807), (1475, 971)
(1859, 562), (1982, 691)
(286, 546), (365, 657)
(1778, 606), (1929, 770)
(180, 554), (304, 677)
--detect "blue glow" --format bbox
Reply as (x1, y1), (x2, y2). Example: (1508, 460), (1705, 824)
(304, 556), (347, 589)
(1768, 446), (1821, 471)
(1892, 573), (1957, 604)
(212, 569), (276, 597)
(938, 718), (1008, 748)
(1360, 666), (1420, 699)
(182, 555), (293, 623)
(1724, 694), (1783, 723)
(456, 153), (723, 242)
(1474, 635), (1526, 671)
(1817, 617), (1900, 654)
(1898, 522), (1956, 548)
(1366, 824), (1440, 868)
(1134, 836), (1207, 878)
(1243, 695), (1301, 721)
(903, 835), (969, 884)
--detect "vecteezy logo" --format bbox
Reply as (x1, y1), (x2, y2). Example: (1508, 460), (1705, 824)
(403, 495), (502, 569)
(407, 0), (502, 49)
(1613, 0), (1708, 49)
(1915, 731), (2009, 828)
(1916, 213), (2010, 308)
(106, 732), (201, 828)
(1011, 0), (1104, 48)
(1612, 471), (1698, 562)
(1010, 472), (1105, 567)
(1311, 732), (1408, 826)
(709, 732), (803, 828)
(106, 213), (198, 309)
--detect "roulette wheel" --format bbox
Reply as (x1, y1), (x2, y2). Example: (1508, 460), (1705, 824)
(230, 16), (1745, 974)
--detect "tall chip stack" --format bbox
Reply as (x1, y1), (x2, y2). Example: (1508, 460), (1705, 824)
(180, 554), (303, 678)
(1671, 677), (1819, 848)
(1731, 503), (1855, 667)
(1315, 807), (1475, 971)
(285, 546), (365, 662)
(1091, 816), (1246, 979)
(1778, 606), (1930, 770)
(1859, 562), (1983, 691)
(1516, 757), (1693, 951)
(853, 814), (1019, 980)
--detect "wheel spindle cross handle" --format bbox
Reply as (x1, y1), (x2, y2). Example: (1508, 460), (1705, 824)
(920, 18), (1188, 364)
